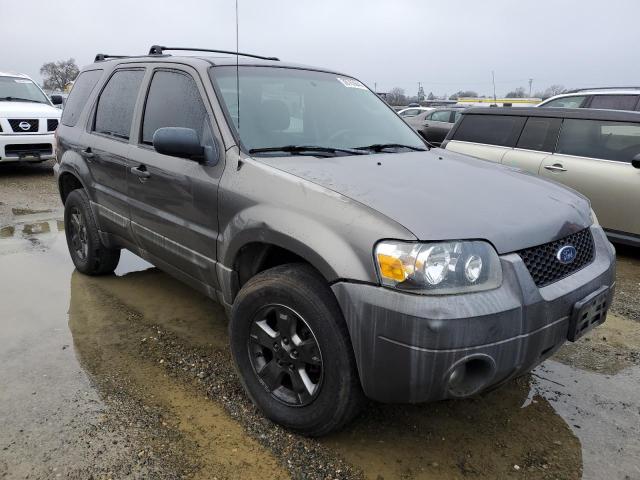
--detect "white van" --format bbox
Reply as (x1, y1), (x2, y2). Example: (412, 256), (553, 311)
(0, 71), (62, 163)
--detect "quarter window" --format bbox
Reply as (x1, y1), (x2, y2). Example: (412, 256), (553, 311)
(452, 115), (526, 147)
(541, 96), (586, 108)
(589, 95), (639, 111)
(142, 70), (208, 144)
(556, 119), (640, 162)
(516, 117), (562, 152)
(93, 70), (144, 139)
(61, 70), (103, 127)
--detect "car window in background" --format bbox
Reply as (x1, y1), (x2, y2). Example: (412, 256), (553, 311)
(210, 66), (425, 152)
(0, 76), (50, 104)
(516, 117), (562, 152)
(61, 70), (103, 127)
(142, 70), (208, 144)
(541, 96), (586, 108)
(556, 118), (640, 162)
(93, 69), (144, 140)
(430, 110), (451, 122)
(400, 108), (421, 117)
(452, 114), (526, 147)
(589, 95), (639, 111)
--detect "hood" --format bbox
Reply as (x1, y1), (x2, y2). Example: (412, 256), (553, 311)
(0, 101), (61, 118)
(256, 149), (592, 254)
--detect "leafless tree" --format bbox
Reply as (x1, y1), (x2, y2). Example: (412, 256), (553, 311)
(40, 59), (79, 91)
(505, 87), (527, 98)
(387, 87), (407, 106)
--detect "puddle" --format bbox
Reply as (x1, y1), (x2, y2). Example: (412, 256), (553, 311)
(0, 215), (64, 255)
(532, 361), (640, 480)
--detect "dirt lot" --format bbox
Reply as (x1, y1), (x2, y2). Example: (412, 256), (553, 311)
(1, 161), (639, 480)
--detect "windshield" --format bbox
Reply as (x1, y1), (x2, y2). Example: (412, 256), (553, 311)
(209, 66), (425, 153)
(0, 76), (50, 104)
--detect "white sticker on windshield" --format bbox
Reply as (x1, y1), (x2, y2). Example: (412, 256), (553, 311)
(337, 77), (367, 90)
(14, 79), (32, 83)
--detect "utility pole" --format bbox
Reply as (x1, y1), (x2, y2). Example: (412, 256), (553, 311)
(374, 82), (377, 93)
(492, 71), (497, 104)
(528, 78), (533, 97)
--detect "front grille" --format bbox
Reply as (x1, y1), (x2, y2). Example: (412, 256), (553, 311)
(517, 229), (595, 287)
(47, 119), (58, 131)
(4, 143), (52, 157)
(9, 119), (39, 132)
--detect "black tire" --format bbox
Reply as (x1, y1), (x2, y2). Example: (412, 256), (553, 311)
(229, 263), (364, 436)
(64, 189), (120, 275)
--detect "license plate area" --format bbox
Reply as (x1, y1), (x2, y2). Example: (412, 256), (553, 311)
(567, 286), (610, 342)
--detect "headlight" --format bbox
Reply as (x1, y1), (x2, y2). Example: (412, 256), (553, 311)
(375, 240), (502, 294)
(590, 209), (599, 226)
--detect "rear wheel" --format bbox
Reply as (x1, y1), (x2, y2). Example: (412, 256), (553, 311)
(229, 263), (364, 436)
(64, 189), (120, 275)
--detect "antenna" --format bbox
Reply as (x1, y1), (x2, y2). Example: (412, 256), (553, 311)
(235, 0), (240, 133)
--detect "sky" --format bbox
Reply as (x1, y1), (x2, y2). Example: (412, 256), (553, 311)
(1, 0), (638, 97)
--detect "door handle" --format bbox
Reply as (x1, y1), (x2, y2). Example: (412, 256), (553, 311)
(544, 163), (567, 172)
(80, 148), (94, 159)
(130, 165), (151, 181)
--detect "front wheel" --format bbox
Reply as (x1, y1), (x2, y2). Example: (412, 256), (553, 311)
(229, 263), (364, 436)
(64, 189), (120, 275)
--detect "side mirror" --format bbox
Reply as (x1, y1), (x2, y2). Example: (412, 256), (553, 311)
(153, 127), (204, 160)
(633, 153), (640, 169)
(50, 94), (63, 105)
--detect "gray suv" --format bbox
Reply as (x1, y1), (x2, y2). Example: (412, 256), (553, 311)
(54, 46), (616, 436)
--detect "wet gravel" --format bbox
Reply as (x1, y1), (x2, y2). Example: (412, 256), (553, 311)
(139, 327), (363, 480)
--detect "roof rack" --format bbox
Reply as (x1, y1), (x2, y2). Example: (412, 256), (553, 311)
(148, 45), (279, 61)
(565, 86), (640, 93)
(94, 54), (132, 62)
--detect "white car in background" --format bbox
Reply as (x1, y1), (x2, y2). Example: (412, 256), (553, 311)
(0, 71), (62, 163)
(397, 106), (433, 117)
(538, 87), (640, 111)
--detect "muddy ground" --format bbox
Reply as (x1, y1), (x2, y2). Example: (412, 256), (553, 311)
(1, 161), (639, 480)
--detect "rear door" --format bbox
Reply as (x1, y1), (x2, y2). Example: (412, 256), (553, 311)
(445, 114), (525, 163)
(501, 116), (562, 173)
(540, 118), (640, 236)
(127, 65), (224, 289)
(421, 109), (453, 145)
(84, 68), (145, 239)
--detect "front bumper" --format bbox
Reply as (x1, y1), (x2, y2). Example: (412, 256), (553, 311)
(0, 133), (56, 161)
(332, 226), (616, 403)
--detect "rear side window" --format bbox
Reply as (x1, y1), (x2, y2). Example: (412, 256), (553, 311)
(61, 70), (103, 127)
(141, 70), (207, 144)
(452, 115), (526, 147)
(541, 96), (586, 108)
(430, 110), (451, 122)
(516, 117), (562, 152)
(556, 119), (640, 163)
(93, 69), (144, 139)
(589, 95), (639, 111)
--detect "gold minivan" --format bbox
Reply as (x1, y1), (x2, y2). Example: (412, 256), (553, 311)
(443, 108), (640, 246)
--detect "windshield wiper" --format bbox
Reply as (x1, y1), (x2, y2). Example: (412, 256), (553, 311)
(0, 96), (42, 103)
(249, 145), (366, 156)
(354, 143), (428, 152)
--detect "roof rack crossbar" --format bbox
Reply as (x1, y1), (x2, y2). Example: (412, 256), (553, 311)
(94, 54), (131, 62)
(148, 45), (279, 61)
(566, 86), (640, 93)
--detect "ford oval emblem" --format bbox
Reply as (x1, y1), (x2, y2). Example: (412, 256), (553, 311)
(19, 121), (31, 131)
(556, 245), (577, 264)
